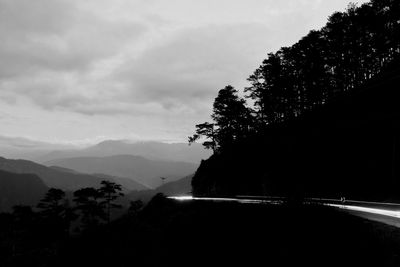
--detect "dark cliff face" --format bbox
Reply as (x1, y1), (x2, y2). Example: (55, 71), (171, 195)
(192, 64), (400, 201)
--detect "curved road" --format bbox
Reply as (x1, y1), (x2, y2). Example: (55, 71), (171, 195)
(169, 195), (400, 227)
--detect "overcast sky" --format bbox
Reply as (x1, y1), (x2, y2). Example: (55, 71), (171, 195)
(0, 0), (370, 146)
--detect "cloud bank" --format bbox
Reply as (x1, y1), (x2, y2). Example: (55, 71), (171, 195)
(0, 0), (370, 143)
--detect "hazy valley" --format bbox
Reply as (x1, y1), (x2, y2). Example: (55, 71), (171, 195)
(0, 140), (207, 212)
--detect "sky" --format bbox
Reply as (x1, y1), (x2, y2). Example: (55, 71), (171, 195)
(0, 0), (370, 146)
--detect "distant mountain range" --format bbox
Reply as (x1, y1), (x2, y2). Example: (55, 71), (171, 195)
(0, 157), (147, 191)
(45, 155), (198, 188)
(0, 138), (211, 165)
(38, 140), (211, 164)
(48, 166), (149, 191)
(0, 169), (48, 212)
(0, 154), (194, 211)
(0, 139), (203, 209)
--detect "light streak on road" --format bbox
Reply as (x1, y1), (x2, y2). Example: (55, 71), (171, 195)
(328, 204), (400, 218)
(169, 196), (400, 226)
(169, 196), (282, 204)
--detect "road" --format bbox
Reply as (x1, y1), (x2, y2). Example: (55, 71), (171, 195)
(169, 195), (283, 205)
(327, 203), (400, 227)
(169, 195), (400, 227)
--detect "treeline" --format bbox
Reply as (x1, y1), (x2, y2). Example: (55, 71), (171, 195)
(0, 180), (144, 266)
(0, 180), (142, 246)
(190, 0), (400, 152)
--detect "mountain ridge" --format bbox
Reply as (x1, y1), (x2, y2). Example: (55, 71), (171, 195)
(38, 140), (211, 164)
(45, 155), (198, 188)
(0, 156), (146, 191)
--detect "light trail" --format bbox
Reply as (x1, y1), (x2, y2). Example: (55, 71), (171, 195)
(328, 204), (400, 218)
(168, 196), (282, 204)
(169, 196), (400, 226)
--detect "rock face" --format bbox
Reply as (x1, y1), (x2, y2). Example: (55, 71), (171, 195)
(0, 170), (48, 212)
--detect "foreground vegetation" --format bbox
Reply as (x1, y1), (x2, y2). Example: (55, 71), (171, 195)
(0, 181), (145, 266)
(1, 195), (400, 267)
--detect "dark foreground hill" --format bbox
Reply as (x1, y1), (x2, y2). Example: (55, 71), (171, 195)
(4, 197), (400, 267)
(45, 155), (197, 188)
(0, 170), (48, 212)
(192, 62), (400, 201)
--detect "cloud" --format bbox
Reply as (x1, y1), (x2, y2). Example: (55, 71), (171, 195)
(116, 24), (275, 111)
(0, 0), (147, 79)
(0, 72), (128, 115)
(0, 0), (148, 115)
(0, 0), (371, 144)
(0, 0), (73, 34)
(0, 0), (367, 116)
(1, 20), (275, 116)
(0, 135), (76, 149)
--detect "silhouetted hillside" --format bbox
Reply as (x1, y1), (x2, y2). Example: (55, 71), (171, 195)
(192, 62), (400, 201)
(45, 155), (197, 188)
(186, 0), (400, 201)
(0, 170), (48, 211)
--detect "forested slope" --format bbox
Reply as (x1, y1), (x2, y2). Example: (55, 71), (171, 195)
(190, 0), (400, 201)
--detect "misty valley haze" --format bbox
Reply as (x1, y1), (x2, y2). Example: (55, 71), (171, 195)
(0, 139), (209, 212)
(0, 138), (211, 162)
(45, 155), (197, 188)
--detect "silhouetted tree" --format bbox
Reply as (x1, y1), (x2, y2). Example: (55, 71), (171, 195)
(189, 122), (217, 152)
(37, 188), (77, 236)
(212, 85), (253, 148)
(73, 187), (105, 229)
(190, 0), (400, 198)
(37, 188), (66, 213)
(98, 180), (124, 224)
(244, 1), (400, 127)
(189, 85), (252, 152)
